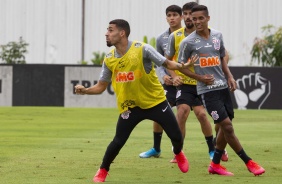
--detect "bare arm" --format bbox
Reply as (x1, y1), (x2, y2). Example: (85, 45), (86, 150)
(179, 67), (201, 81)
(165, 54), (183, 86)
(165, 55), (179, 78)
(224, 49), (229, 64)
(162, 54), (198, 71)
(221, 57), (236, 91)
(178, 68), (215, 85)
(162, 59), (185, 70)
(75, 80), (109, 95)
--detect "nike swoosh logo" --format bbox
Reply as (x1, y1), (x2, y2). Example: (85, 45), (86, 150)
(196, 46), (203, 50)
(162, 105), (168, 112)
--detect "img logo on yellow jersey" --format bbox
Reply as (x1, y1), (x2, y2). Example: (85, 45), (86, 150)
(115, 69), (143, 82)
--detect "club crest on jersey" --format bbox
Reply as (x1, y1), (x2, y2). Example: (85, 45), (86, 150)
(134, 42), (142, 47)
(118, 60), (125, 68)
(194, 38), (200, 43)
(121, 100), (135, 110)
(211, 111), (219, 120)
(121, 110), (131, 119)
(213, 38), (220, 50)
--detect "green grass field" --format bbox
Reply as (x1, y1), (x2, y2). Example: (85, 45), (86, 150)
(0, 107), (281, 184)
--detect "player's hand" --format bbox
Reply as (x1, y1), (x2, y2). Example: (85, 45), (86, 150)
(75, 85), (87, 95)
(200, 74), (215, 85)
(179, 54), (199, 68)
(172, 76), (183, 86)
(163, 75), (173, 85)
(228, 77), (237, 92)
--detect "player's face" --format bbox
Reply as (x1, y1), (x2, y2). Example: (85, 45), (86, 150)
(166, 11), (182, 28)
(191, 11), (210, 32)
(105, 24), (123, 47)
(183, 9), (194, 29)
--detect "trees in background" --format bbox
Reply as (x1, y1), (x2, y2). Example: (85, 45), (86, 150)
(251, 25), (282, 67)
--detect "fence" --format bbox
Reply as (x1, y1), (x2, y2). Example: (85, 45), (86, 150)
(0, 64), (281, 109)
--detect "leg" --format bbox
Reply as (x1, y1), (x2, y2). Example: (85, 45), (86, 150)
(93, 108), (144, 182)
(178, 84), (215, 159)
(218, 118), (265, 175)
(193, 105), (213, 137)
(139, 121), (163, 158)
(203, 89), (265, 176)
(147, 100), (189, 173)
(213, 123), (229, 161)
(202, 90), (235, 176)
(99, 107), (144, 171)
(214, 124), (220, 135)
(152, 122), (163, 152)
(193, 105), (215, 158)
(176, 103), (190, 140)
(148, 101), (183, 153)
(139, 84), (177, 158)
(211, 123), (228, 165)
(218, 118), (241, 152)
(93, 108), (142, 182)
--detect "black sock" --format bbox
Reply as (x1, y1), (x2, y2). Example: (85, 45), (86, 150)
(237, 149), (252, 164)
(153, 132), (162, 152)
(205, 136), (215, 153)
(212, 149), (224, 164)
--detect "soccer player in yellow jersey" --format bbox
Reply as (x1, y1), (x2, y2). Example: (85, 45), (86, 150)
(75, 19), (198, 182)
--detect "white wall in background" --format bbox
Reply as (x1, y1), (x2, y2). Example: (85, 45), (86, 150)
(1, 0), (281, 66)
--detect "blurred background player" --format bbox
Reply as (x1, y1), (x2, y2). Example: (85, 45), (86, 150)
(139, 4), (183, 159)
(165, 2), (216, 162)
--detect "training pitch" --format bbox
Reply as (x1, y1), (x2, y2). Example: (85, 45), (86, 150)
(0, 107), (281, 184)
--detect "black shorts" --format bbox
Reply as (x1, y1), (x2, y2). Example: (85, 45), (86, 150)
(200, 88), (234, 123)
(175, 84), (202, 108)
(163, 84), (177, 107)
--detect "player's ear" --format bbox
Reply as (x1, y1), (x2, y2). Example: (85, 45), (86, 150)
(120, 30), (126, 37)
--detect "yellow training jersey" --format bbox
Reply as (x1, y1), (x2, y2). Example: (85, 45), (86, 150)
(173, 27), (197, 85)
(104, 41), (166, 113)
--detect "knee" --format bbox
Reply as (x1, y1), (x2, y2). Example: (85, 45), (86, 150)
(196, 111), (208, 122)
(221, 122), (234, 135)
(177, 105), (190, 117)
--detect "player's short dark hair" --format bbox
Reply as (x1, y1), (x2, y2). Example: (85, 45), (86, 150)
(191, 5), (209, 16)
(182, 2), (198, 11)
(109, 19), (130, 37)
(166, 5), (182, 16)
